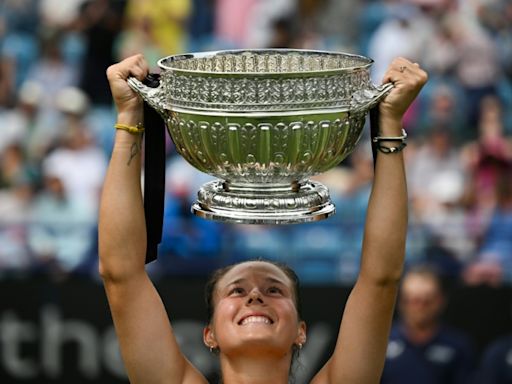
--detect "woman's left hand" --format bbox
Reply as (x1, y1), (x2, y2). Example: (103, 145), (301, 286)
(379, 57), (428, 123)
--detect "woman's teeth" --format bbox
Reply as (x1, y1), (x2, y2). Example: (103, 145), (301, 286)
(240, 316), (272, 325)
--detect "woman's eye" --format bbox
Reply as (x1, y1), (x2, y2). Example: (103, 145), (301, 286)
(229, 287), (244, 295)
(268, 286), (282, 295)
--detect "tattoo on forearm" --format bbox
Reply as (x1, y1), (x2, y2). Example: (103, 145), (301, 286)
(127, 141), (141, 166)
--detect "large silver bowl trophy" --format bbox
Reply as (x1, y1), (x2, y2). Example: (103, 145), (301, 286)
(128, 49), (392, 224)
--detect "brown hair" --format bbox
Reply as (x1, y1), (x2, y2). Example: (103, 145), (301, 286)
(402, 264), (445, 294)
(204, 259), (303, 324)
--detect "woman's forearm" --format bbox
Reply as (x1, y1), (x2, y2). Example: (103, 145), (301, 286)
(360, 117), (408, 285)
(98, 115), (146, 282)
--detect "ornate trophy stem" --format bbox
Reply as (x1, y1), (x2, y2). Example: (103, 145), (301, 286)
(192, 179), (334, 224)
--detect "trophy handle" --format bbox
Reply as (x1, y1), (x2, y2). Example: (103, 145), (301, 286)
(350, 82), (394, 115)
(127, 74), (167, 116)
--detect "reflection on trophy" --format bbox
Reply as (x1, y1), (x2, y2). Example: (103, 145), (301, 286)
(128, 49), (392, 224)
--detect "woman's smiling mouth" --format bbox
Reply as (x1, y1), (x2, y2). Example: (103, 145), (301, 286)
(238, 315), (274, 325)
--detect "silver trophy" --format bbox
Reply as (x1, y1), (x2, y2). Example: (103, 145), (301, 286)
(128, 49), (392, 224)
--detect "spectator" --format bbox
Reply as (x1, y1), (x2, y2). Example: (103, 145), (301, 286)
(42, 87), (107, 214)
(0, 143), (35, 273)
(39, 0), (87, 30)
(244, 0), (295, 48)
(407, 127), (472, 266)
(475, 333), (512, 384)
(367, 5), (431, 82)
(408, 127), (465, 208)
(421, 15), (459, 79)
(463, 169), (512, 286)
(315, 0), (362, 51)
(461, 95), (512, 244)
(74, 0), (127, 107)
(0, 81), (41, 156)
(213, 0), (258, 48)
(418, 83), (467, 142)
(0, 0), (40, 98)
(159, 192), (223, 272)
(123, 0), (191, 57)
(115, 5), (161, 67)
(381, 265), (476, 384)
(27, 171), (96, 276)
(451, 14), (501, 133)
(22, 28), (79, 152)
(38, 0), (88, 68)
(187, 0), (215, 51)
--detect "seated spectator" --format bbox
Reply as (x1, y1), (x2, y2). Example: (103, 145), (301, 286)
(408, 127), (473, 266)
(159, 192), (223, 265)
(0, 81), (43, 157)
(24, 28), (79, 112)
(123, 0), (190, 57)
(186, 0), (215, 51)
(417, 83), (467, 142)
(42, 87), (107, 214)
(463, 170), (512, 286)
(239, 0), (295, 48)
(460, 95), (512, 258)
(0, 143), (35, 274)
(367, 5), (430, 82)
(381, 265), (476, 384)
(452, 14), (500, 133)
(0, 0), (40, 97)
(157, 155), (222, 275)
(27, 171), (96, 277)
(475, 333), (512, 384)
(409, 127), (466, 214)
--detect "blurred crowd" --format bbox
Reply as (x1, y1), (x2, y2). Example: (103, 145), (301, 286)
(0, 0), (512, 286)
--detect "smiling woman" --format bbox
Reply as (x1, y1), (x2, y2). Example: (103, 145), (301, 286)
(98, 53), (427, 384)
(203, 260), (306, 382)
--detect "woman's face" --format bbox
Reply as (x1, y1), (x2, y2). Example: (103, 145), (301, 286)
(204, 261), (306, 357)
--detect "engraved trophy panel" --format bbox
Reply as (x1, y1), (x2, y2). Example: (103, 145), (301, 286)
(128, 49), (392, 224)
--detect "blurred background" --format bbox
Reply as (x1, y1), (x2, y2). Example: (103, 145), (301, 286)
(1, 0), (512, 382)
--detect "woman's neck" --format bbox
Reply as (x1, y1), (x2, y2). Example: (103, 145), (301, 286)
(220, 353), (291, 384)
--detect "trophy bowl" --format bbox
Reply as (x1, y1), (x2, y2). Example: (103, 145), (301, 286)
(128, 49), (392, 224)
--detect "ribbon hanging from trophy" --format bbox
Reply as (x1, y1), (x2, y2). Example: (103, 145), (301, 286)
(369, 106), (380, 168)
(142, 74), (165, 264)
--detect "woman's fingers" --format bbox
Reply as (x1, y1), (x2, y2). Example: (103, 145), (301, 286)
(382, 57), (427, 86)
(106, 54), (149, 116)
(107, 54), (148, 82)
(379, 57), (428, 121)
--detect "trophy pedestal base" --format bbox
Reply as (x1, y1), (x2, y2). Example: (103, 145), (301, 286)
(191, 180), (335, 224)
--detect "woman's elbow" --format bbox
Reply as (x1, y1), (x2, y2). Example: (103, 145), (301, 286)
(98, 250), (144, 284)
(359, 264), (405, 288)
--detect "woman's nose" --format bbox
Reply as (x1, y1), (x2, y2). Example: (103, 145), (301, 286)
(247, 289), (264, 304)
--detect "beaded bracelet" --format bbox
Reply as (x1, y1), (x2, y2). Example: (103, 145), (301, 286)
(114, 122), (145, 134)
(372, 129), (408, 154)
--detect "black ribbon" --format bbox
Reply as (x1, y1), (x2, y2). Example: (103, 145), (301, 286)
(142, 74), (165, 264)
(369, 105), (380, 168)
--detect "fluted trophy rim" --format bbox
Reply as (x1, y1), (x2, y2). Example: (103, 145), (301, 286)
(156, 48), (373, 77)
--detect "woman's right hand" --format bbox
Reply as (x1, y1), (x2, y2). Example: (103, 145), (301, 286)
(106, 54), (149, 121)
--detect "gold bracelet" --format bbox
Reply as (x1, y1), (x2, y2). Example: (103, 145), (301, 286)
(114, 122), (145, 134)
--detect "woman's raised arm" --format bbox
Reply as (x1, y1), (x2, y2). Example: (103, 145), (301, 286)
(312, 57), (428, 384)
(98, 54), (207, 384)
